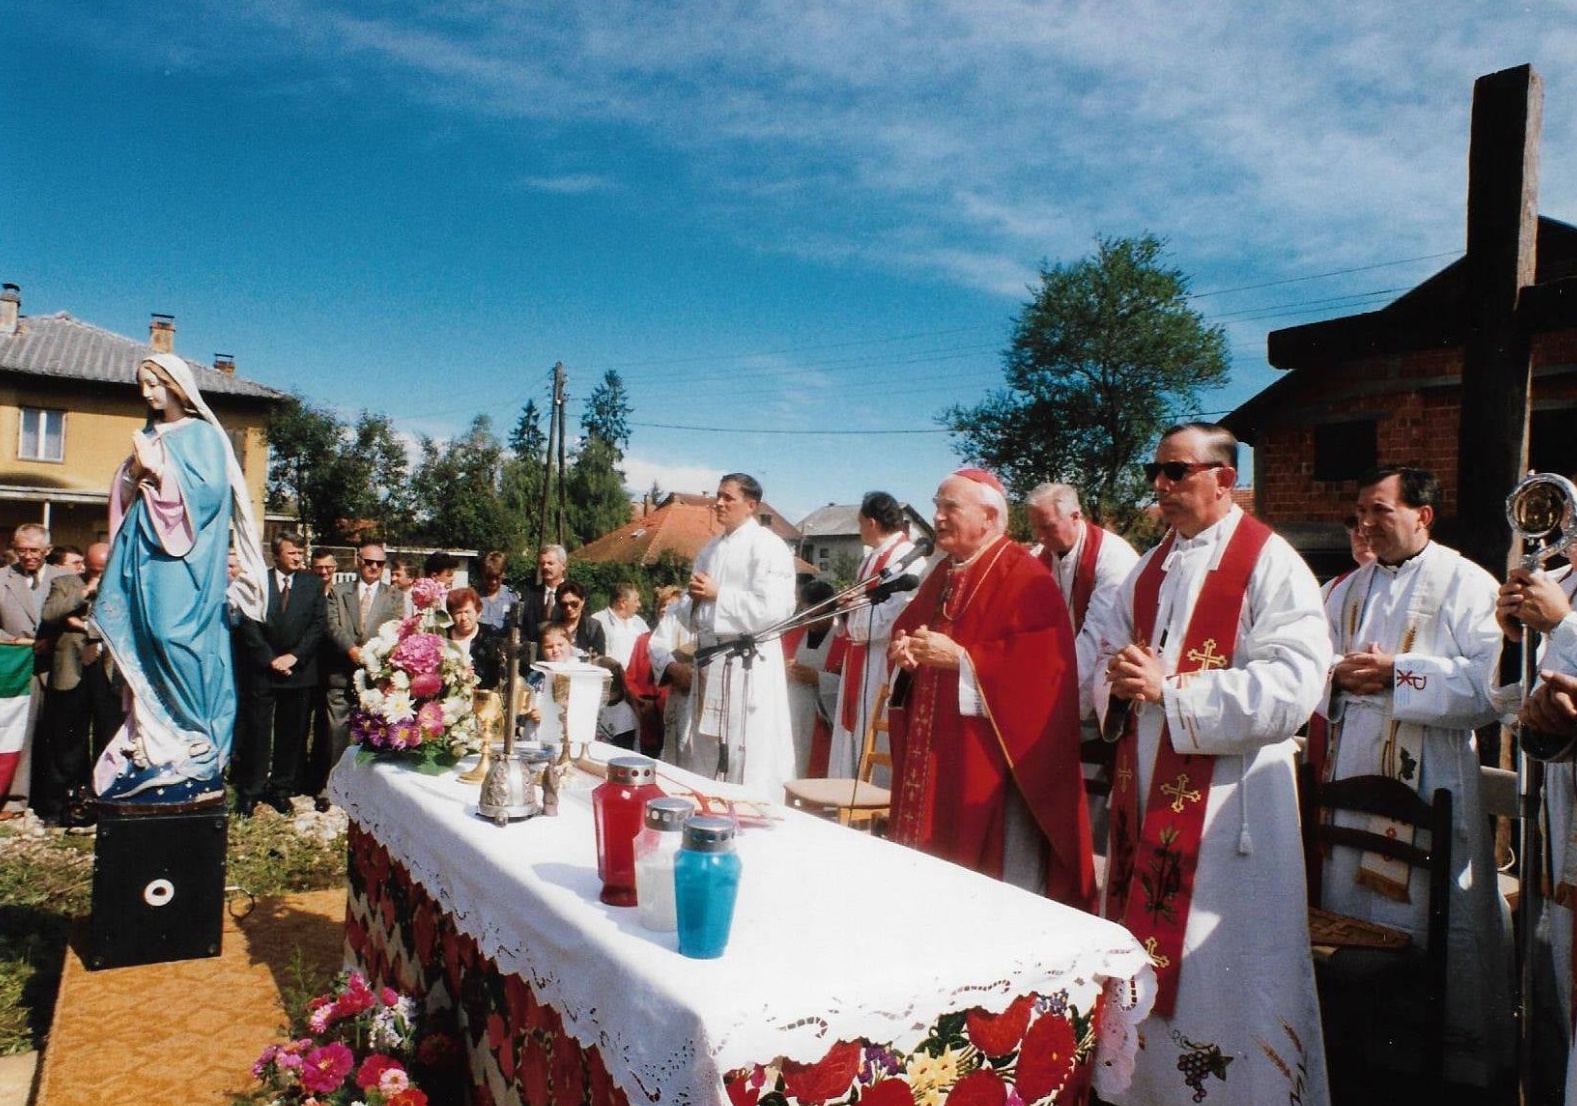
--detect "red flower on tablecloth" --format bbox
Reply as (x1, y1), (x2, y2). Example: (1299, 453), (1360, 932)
(966, 995), (1035, 1058)
(1014, 1010), (1078, 1103)
(552, 1035), (587, 1104)
(947, 1068), (1008, 1106)
(520, 1033), (552, 1106)
(487, 1012), (510, 1055)
(587, 1045), (621, 1106)
(781, 1039), (863, 1106)
(860, 1078), (917, 1106)
(504, 974), (532, 1036)
(725, 1068), (764, 1106)
(411, 901), (437, 965)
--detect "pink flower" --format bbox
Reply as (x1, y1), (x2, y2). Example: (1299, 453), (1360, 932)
(410, 577), (447, 610)
(417, 700), (446, 737)
(390, 633), (445, 677)
(389, 717), (421, 749)
(380, 1067), (412, 1095)
(299, 1041), (355, 1094)
(409, 671), (443, 699)
(380, 987), (400, 1006)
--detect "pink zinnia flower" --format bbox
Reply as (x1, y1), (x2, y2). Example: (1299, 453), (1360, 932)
(409, 671), (443, 699)
(299, 1041), (355, 1094)
(380, 1067), (412, 1095)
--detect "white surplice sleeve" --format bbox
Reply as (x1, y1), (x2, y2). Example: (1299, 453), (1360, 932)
(1389, 559), (1504, 731)
(1075, 534), (1142, 719)
(710, 525), (796, 635)
(845, 538), (918, 646)
(648, 597), (693, 684)
(1162, 536), (1333, 757)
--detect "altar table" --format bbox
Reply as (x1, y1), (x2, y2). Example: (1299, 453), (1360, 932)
(329, 749), (1155, 1106)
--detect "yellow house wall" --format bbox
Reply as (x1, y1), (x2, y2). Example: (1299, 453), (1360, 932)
(0, 379), (273, 548)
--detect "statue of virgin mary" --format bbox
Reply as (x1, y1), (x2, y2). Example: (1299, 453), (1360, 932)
(91, 352), (268, 805)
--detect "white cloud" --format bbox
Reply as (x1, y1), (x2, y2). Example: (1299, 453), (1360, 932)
(619, 455), (725, 499)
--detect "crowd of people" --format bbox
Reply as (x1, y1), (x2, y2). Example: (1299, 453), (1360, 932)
(14, 416), (1577, 1102)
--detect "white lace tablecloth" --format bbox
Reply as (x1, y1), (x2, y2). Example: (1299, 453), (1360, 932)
(330, 747), (1155, 1106)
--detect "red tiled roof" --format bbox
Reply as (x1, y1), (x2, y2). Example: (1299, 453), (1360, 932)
(575, 494), (811, 571)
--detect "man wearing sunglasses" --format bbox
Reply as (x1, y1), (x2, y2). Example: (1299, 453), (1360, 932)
(1092, 422), (1333, 1106)
(312, 541), (405, 811)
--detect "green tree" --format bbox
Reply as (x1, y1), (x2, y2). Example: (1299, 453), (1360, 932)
(409, 416), (521, 552)
(501, 399), (548, 555)
(942, 234), (1229, 526)
(336, 412), (414, 543)
(563, 370), (635, 546)
(582, 370), (632, 454)
(265, 393), (348, 542)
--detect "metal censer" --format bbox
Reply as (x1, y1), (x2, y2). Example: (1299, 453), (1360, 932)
(478, 603), (544, 825)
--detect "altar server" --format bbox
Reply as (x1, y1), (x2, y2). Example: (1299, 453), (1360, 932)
(681, 473), (796, 797)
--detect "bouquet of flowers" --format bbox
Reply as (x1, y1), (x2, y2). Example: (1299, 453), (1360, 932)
(350, 577), (479, 768)
(252, 971), (458, 1106)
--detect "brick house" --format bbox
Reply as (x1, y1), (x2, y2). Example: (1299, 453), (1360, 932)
(574, 491), (811, 572)
(1222, 216), (1577, 580)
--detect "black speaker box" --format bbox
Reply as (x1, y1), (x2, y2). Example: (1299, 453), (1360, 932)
(86, 805), (228, 970)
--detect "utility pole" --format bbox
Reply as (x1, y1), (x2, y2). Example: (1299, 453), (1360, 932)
(534, 363), (567, 578)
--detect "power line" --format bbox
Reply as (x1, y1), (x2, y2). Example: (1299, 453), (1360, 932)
(1189, 250), (1458, 299)
(629, 420), (952, 436)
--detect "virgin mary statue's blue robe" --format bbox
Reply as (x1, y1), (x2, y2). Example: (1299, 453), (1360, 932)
(92, 418), (236, 804)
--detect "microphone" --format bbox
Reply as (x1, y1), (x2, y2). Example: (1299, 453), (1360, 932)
(864, 573), (921, 605)
(875, 537), (934, 584)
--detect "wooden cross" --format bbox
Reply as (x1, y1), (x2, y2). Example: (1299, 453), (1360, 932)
(1161, 773), (1202, 813)
(1186, 638), (1227, 671)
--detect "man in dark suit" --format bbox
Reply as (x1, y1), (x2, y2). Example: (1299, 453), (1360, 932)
(34, 542), (116, 825)
(234, 532), (325, 817)
(309, 541), (404, 810)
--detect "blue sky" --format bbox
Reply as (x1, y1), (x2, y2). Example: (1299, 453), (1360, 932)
(5, 2), (1577, 526)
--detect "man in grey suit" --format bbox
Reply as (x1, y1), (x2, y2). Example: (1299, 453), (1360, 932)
(0, 523), (59, 816)
(309, 541), (404, 811)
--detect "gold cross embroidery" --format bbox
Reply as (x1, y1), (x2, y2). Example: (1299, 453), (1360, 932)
(1161, 773), (1202, 813)
(1186, 637), (1227, 670)
(1143, 936), (1172, 968)
(1115, 763), (1134, 792)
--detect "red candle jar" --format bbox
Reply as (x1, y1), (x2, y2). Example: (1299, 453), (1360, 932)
(592, 756), (665, 906)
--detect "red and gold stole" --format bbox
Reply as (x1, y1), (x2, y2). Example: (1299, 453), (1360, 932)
(837, 538), (905, 732)
(1105, 514), (1271, 1017)
(1066, 520), (1105, 633)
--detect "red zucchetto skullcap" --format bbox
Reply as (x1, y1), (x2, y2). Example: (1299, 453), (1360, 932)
(952, 467), (1006, 496)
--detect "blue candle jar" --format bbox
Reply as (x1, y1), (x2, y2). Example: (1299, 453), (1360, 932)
(674, 815), (741, 959)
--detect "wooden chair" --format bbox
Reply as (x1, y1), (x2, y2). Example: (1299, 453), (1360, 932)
(782, 705), (891, 831)
(1304, 771), (1453, 1097)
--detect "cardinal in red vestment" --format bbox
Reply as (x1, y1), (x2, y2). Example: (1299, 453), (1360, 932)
(887, 468), (1094, 911)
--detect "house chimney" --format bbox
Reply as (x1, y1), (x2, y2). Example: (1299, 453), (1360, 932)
(149, 313), (175, 353)
(0, 284), (18, 338)
(214, 353), (235, 375)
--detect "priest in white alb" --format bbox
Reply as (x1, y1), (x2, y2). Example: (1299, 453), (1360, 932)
(681, 473), (796, 798)
(1092, 422), (1332, 1106)
(828, 491), (921, 781)
(1318, 465), (1512, 1088)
